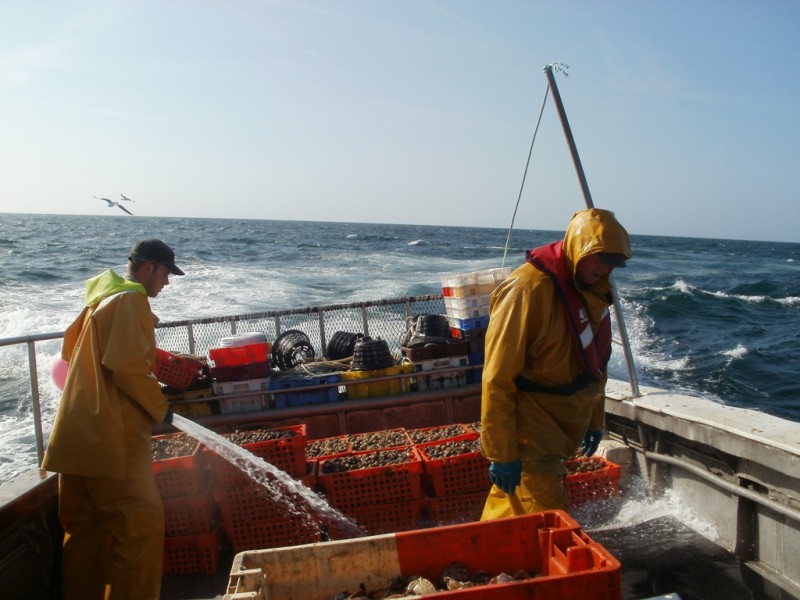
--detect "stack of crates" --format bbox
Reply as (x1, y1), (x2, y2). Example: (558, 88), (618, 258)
(208, 424), (319, 553)
(209, 335), (272, 414)
(317, 431), (424, 536)
(151, 432), (220, 576)
(441, 267), (512, 383)
(414, 425), (491, 525)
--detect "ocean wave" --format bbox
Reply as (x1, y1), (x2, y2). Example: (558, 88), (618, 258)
(407, 239), (432, 246)
(671, 279), (694, 294)
(721, 344), (749, 360)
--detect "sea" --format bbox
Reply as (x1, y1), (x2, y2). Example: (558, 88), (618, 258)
(1, 213), (799, 487)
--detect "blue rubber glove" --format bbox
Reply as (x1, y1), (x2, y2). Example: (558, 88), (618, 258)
(163, 408), (174, 425)
(581, 430), (603, 457)
(488, 460), (522, 495)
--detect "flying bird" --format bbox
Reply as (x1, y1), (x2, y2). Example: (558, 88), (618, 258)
(120, 193), (134, 202)
(94, 196), (134, 215)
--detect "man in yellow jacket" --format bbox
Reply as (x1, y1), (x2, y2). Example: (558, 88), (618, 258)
(42, 239), (184, 600)
(480, 208), (631, 518)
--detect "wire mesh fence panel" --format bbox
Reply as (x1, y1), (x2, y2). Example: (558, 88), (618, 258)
(154, 295), (446, 359)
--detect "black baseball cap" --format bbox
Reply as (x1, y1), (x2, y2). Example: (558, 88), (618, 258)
(128, 239), (185, 275)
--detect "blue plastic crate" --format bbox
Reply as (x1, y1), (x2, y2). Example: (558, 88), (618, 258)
(447, 315), (490, 331)
(270, 374), (340, 409)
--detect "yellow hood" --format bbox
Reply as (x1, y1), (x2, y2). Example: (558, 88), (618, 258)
(562, 208), (631, 278)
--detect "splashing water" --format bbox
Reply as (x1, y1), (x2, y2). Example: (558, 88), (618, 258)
(171, 413), (365, 539)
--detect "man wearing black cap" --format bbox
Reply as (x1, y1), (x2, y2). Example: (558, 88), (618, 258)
(479, 208), (632, 519)
(42, 239), (184, 599)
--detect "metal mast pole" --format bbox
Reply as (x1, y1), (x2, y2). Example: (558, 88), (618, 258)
(543, 64), (640, 397)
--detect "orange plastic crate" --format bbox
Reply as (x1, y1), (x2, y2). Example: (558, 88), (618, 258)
(224, 512), (321, 553)
(425, 490), (487, 526)
(407, 423), (471, 445)
(162, 483), (216, 537)
(206, 424), (307, 486)
(318, 447), (423, 510)
(153, 348), (204, 391)
(209, 342), (271, 367)
(347, 428), (413, 452)
(332, 499), (424, 537)
(152, 433), (211, 499)
(393, 512), (621, 599)
(213, 484), (321, 552)
(416, 434), (490, 497)
(565, 456), (622, 507)
(305, 434), (351, 461)
(163, 528), (220, 575)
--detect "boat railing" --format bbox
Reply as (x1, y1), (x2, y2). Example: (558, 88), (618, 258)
(1, 293), (637, 473)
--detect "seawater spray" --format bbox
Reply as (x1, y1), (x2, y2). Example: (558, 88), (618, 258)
(170, 413), (365, 538)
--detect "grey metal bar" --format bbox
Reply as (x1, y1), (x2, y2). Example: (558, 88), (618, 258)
(645, 450), (800, 524)
(27, 341), (45, 466)
(543, 63), (640, 397)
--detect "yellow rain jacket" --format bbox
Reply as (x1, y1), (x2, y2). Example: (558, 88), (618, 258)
(42, 269), (168, 477)
(481, 208), (631, 517)
(42, 269), (169, 599)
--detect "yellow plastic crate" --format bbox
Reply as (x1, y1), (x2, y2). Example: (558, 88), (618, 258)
(340, 363), (415, 399)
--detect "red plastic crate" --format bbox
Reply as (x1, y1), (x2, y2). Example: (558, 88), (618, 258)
(206, 424), (307, 486)
(162, 483), (216, 537)
(425, 490), (487, 526)
(392, 512), (620, 599)
(213, 476), (315, 527)
(305, 434), (351, 461)
(163, 528), (220, 575)
(407, 423), (471, 445)
(210, 362), (271, 382)
(152, 433), (211, 499)
(347, 428), (413, 452)
(416, 434), (491, 497)
(565, 456), (622, 507)
(213, 482), (321, 552)
(153, 349), (204, 391)
(318, 447), (423, 510)
(209, 342), (271, 367)
(332, 499), (424, 537)
(223, 512), (321, 553)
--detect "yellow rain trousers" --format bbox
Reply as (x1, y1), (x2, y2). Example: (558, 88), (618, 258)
(41, 270), (169, 600)
(480, 208), (631, 519)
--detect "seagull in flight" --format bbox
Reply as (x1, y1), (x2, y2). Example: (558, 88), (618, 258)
(120, 193), (134, 202)
(94, 196), (134, 215)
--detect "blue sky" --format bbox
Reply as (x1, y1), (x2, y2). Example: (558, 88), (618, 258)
(1, 1), (798, 242)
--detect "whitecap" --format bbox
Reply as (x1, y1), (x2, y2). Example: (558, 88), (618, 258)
(777, 296), (800, 307)
(705, 289), (767, 303)
(671, 279), (694, 294)
(721, 344), (748, 360)
(408, 240), (431, 246)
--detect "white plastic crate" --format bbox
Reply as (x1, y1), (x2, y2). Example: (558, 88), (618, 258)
(443, 294), (492, 319)
(441, 267), (511, 298)
(213, 378), (270, 414)
(412, 355), (469, 372)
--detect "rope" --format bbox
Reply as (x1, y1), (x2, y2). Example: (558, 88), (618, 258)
(501, 83), (551, 267)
